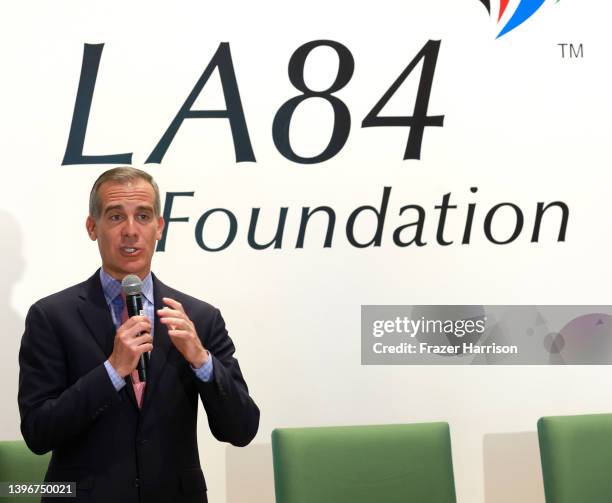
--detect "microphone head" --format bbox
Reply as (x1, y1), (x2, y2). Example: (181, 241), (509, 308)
(122, 274), (143, 296)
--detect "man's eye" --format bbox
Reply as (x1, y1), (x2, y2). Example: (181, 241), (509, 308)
(138, 214), (151, 221)
(109, 214), (123, 222)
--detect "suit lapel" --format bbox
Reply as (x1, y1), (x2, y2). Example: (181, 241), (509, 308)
(76, 270), (138, 409)
(76, 271), (115, 357)
(140, 273), (172, 414)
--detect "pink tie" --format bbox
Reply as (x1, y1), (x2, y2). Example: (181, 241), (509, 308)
(121, 299), (146, 409)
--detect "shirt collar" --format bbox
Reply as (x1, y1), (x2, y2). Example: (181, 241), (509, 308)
(99, 268), (154, 306)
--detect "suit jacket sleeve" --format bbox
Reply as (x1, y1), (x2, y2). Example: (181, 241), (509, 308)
(195, 308), (260, 447)
(18, 302), (120, 455)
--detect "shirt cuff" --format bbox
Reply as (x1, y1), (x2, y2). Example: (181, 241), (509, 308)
(104, 360), (127, 391)
(191, 352), (214, 382)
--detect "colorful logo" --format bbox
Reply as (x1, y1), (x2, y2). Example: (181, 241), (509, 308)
(478, 0), (559, 38)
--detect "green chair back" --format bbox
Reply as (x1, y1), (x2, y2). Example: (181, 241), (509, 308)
(538, 413), (612, 503)
(272, 422), (456, 503)
(0, 440), (50, 503)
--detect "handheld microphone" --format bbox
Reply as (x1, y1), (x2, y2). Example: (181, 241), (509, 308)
(122, 274), (149, 382)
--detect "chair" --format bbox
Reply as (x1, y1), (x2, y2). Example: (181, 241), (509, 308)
(0, 440), (50, 503)
(272, 422), (456, 503)
(538, 413), (612, 503)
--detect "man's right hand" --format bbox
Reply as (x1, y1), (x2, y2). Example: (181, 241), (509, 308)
(107, 316), (153, 378)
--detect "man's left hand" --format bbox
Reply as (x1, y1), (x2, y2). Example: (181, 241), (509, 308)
(158, 297), (209, 368)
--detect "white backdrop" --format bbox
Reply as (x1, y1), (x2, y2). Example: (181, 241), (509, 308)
(1, 1), (611, 502)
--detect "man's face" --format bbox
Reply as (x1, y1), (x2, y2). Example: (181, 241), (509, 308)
(85, 179), (164, 280)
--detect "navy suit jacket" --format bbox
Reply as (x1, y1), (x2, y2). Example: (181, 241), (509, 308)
(18, 270), (260, 503)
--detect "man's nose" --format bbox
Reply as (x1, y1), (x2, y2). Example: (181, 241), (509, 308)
(121, 217), (139, 237)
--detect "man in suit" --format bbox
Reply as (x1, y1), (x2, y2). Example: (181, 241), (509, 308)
(18, 167), (259, 503)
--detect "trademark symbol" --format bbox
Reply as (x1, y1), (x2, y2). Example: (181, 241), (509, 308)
(558, 43), (583, 59)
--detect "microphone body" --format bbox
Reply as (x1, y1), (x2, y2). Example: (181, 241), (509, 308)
(122, 275), (149, 382)
(125, 292), (149, 382)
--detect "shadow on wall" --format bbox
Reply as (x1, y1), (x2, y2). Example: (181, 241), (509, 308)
(227, 443), (274, 503)
(0, 210), (25, 440)
(483, 431), (545, 503)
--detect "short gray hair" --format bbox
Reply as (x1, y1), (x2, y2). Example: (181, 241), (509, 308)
(89, 167), (161, 220)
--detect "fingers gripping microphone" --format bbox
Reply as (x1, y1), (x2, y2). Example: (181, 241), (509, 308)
(122, 274), (149, 382)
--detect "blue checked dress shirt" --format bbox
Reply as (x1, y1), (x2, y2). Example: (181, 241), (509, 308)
(101, 269), (213, 391)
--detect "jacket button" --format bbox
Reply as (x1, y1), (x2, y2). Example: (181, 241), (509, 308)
(138, 439), (147, 445)
(134, 478), (140, 488)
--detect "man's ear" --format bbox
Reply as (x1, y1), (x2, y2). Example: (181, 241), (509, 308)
(85, 216), (97, 241)
(155, 216), (165, 241)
